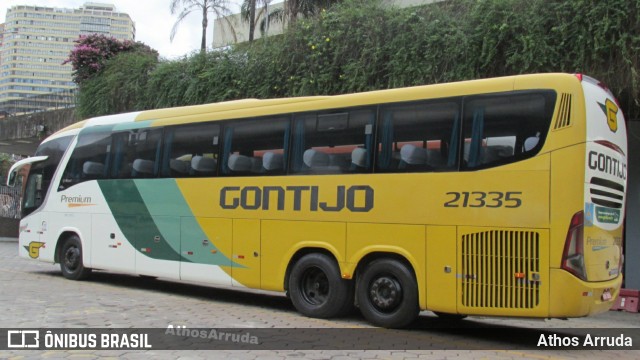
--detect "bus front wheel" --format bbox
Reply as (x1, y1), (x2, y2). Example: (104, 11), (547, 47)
(59, 235), (92, 280)
(289, 253), (354, 318)
(356, 258), (419, 328)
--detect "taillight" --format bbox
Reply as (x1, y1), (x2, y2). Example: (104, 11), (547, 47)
(561, 211), (587, 280)
(618, 236), (624, 275)
(595, 139), (626, 156)
(575, 73), (622, 107)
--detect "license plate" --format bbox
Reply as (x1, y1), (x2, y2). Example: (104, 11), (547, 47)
(601, 289), (612, 301)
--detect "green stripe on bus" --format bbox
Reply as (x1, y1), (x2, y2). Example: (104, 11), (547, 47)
(112, 120), (154, 131)
(134, 179), (237, 267)
(98, 179), (238, 267)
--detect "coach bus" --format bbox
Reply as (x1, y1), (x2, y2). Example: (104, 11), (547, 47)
(7, 73), (627, 328)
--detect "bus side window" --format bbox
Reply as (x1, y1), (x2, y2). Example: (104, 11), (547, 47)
(221, 116), (290, 177)
(131, 129), (162, 178)
(291, 108), (375, 175)
(107, 129), (162, 179)
(109, 133), (129, 178)
(462, 91), (556, 170)
(59, 131), (111, 190)
(161, 123), (220, 178)
(377, 100), (459, 173)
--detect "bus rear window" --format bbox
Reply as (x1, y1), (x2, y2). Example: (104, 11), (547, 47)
(462, 91), (556, 170)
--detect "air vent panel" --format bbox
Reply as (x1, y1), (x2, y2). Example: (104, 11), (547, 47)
(461, 230), (540, 309)
(590, 177), (625, 209)
(553, 93), (572, 130)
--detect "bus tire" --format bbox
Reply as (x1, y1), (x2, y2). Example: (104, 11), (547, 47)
(59, 235), (92, 280)
(356, 258), (419, 328)
(289, 253), (354, 318)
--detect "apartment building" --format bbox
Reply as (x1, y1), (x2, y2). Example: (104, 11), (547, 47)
(0, 2), (135, 116)
(0, 23), (4, 51)
(0, 23), (4, 84)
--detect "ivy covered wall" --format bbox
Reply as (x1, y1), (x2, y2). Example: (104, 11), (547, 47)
(77, 0), (640, 120)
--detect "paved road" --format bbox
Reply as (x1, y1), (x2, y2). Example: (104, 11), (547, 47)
(0, 240), (638, 359)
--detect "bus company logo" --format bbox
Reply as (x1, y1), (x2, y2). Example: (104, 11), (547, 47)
(24, 241), (45, 259)
(587, 150), (626, 180)
(7, 330), (39, 348)
(598, 98), (619, 133)
(219, 185), (374, 212)
(60, 195), (95, 208)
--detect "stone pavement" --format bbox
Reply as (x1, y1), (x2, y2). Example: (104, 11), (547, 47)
(0, 240), (638, 359)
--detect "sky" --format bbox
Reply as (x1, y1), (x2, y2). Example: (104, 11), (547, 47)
(0, 0), (242, 59)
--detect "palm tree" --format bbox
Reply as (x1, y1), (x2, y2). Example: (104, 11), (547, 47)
(241, 0), (341, 41)
(248, 0), (257, 42)
(170, 0), (230, 51)
(281, 0), (341, 25)
(241, 0), (272, 42)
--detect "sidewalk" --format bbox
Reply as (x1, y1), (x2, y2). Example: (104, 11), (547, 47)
(0, 237), (17, 242)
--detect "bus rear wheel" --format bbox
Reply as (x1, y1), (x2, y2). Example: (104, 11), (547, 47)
(289, 253), (354, 318)
(356, 258), (419, 328)
(59, 235), (92, 280)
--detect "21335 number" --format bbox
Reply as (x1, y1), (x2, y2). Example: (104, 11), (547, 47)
(444, 191), (522, 208)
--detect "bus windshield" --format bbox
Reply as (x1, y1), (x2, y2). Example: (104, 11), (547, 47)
(21, 135), (74, 216)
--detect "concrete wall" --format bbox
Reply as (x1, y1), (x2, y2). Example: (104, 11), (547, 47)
(0, 108), (77, 141)
(0, 218), (19, 238)
(213, 2), (285, 48)
(625, 121), (640, 289)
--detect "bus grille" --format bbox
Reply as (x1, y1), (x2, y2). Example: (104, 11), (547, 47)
(553, 93), (572, 129)
(461, 230), (540, 309)
(590, 177), (624, 209)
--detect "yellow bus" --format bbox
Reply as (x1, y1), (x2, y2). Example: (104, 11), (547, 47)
(8, 73), (627, 328)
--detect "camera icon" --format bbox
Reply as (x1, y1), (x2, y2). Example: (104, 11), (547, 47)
(7, 330), (39, 348)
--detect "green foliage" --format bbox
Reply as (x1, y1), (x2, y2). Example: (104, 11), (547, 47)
(77, 51), (159, 118)
(385, 1), (475, 86)
(77, 0), (640, 120)
(64, 34), (158, 86)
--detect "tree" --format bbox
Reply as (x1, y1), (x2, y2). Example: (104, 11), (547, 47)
(240, 0), (272, 42)
(170, 0), (231, 51)
(246, 0), (257, 42)
(265, 0), (341, 28)
(67, 37), (159, 117)
(77, 50), (159, 118)
(63, 34), (150, 85)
